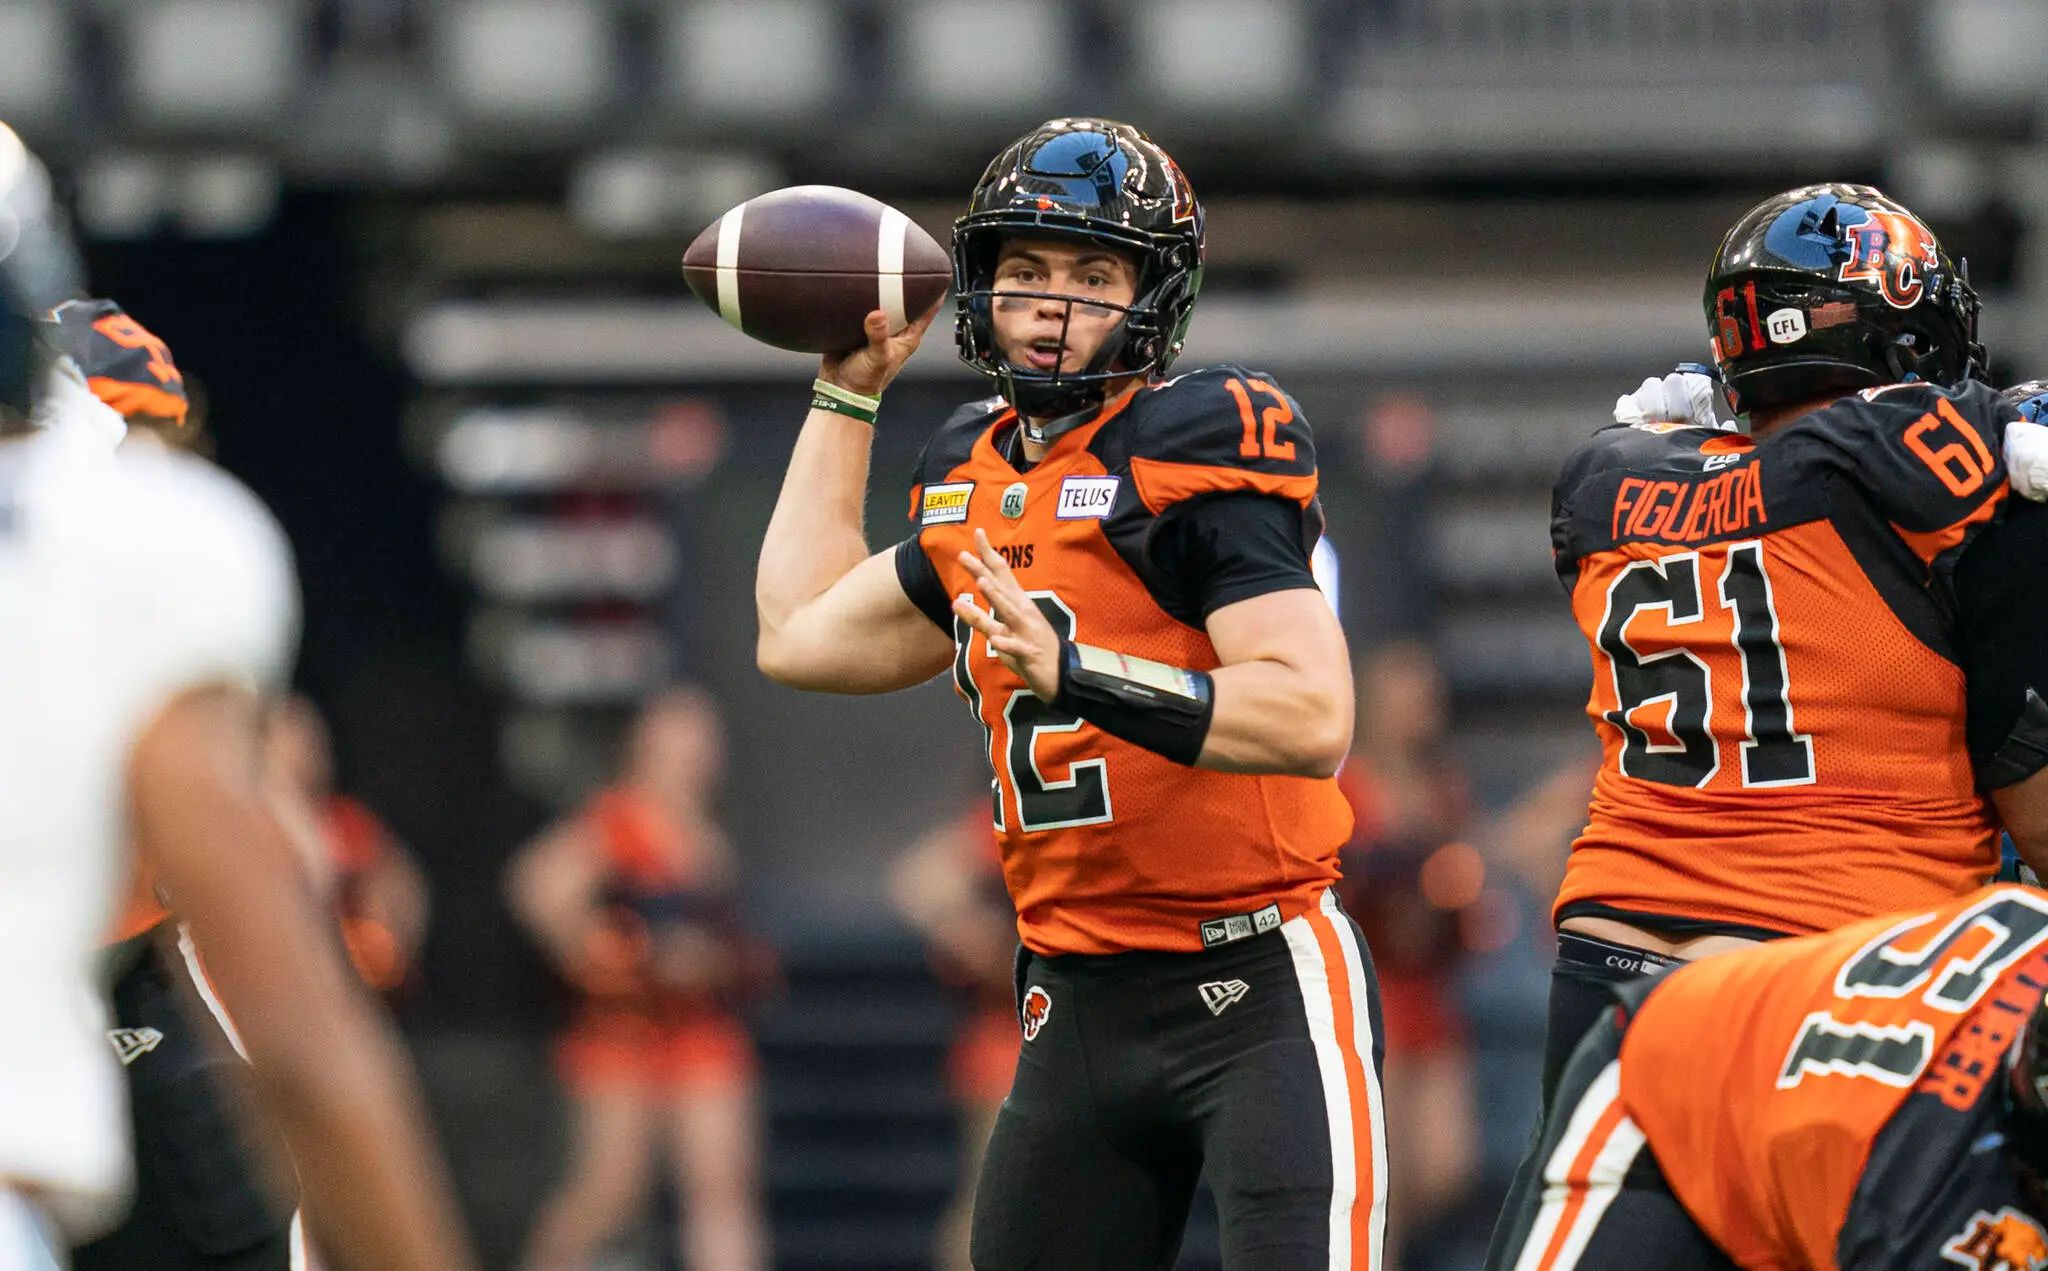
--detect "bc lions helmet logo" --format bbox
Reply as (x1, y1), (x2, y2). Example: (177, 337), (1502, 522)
(1020, 986), (1052, 1041)
(1941, 1207), (2048, 1269)
(1838, 208), (1941, 310)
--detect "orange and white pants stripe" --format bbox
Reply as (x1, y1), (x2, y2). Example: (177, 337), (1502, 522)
(1279, 889), (1390, 1271)
(1503, 1058), (1647, 1271)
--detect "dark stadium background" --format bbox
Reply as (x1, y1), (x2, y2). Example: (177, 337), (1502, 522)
(10, 1), (2046, 1266)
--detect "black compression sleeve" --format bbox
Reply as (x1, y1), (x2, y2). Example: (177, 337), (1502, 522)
(1953, 498), (2048, 788)
(1149, 492), (1319, 617)
(893, 538), (953, 633)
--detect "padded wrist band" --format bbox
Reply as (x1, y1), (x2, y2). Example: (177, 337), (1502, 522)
(811, 378), (881, 424)
(1053, 640), (1215, 766)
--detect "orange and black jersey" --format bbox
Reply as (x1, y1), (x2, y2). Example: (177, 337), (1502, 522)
(1550, 380), (2023, 939)
(894, 365), (1353, 957)
(1617, 886), (2048, 1271)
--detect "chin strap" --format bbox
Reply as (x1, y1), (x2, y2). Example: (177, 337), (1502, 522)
(1020, 399), (1106, 445)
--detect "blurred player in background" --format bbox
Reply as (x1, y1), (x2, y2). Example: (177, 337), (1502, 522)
(0, 265), (474, 1270)
(891, 806), (1019, 1271)
(756, 118), (1377, 1270)
(1488, 885), (2048, 1270)
(508, 687), (773, 1271)
(265, 695), (429, 999)
(1335, 642), (1479, 1270)
(31, 292), (471, 1271)
(57, 296), (297, 1271)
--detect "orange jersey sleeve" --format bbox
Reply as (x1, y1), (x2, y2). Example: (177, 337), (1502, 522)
(1619, 886), (2048, 1269)
(904, 369), (1350, 955)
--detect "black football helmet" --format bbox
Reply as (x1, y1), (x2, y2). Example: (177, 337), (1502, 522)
(953, 118), (1204, 429)
(1704, 183), (1986, 415)
(2005, 379), (2048, 423)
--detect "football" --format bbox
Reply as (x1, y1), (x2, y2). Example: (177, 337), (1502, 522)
(682, 186), (951, 354)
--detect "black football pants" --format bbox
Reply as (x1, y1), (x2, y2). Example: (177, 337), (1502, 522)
(1482, 933), (1688, 1271)
(1482, 979), (1736, 1271)
(970, 890), (1387, 1271)
(71, 928), (298, 1271)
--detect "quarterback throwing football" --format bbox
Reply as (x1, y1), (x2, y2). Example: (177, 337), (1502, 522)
(755, 118), (1383, 1270)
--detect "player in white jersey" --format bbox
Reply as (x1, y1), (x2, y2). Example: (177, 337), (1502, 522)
(0, 282), (474, 1266)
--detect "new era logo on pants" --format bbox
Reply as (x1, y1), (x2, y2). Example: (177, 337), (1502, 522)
(107, 1026), (164, 1066)
(1199, 979), (1250, 1016)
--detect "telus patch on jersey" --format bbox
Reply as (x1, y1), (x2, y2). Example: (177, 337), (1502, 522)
(1056, 476), (1119, 519)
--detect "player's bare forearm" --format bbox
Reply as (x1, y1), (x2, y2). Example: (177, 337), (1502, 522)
(131, 689), (477, 1271)
(1197, 589), (1354, 777)
(757, 307), (955, 691)
(755, 403), (880, 640)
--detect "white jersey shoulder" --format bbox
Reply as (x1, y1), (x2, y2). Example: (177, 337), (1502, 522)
(0, 434), (298, 1235)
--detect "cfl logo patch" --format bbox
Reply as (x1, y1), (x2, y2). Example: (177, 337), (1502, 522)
(1020, 985), (1052, 1041)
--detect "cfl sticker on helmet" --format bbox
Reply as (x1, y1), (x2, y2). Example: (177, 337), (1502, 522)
(1766, 308), (1808, 345)
(1020, 985), (1052, 1041)
(920, 482), (974, 526)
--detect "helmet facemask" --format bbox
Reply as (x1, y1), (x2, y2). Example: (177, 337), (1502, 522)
(956, 220), (1192, 429)
(952, 118), (1205, 435)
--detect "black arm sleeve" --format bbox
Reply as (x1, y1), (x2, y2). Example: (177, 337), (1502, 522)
(1953, 498), (2048, 789)
(1148, 492), (1319, 619)
(893, 538), (954, 633)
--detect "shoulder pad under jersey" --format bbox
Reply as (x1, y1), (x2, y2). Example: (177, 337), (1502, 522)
(1120, 365), (1318, 515)
(1785, 379), (2016, 537)
(907, 395), (1006, 525)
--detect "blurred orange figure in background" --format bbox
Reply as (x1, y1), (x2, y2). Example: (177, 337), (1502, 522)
(265, 695), (430, 996)
(507, 687), (774, 1271)
(892, 805), (1019, 1271)
(1335, 641), (1480, 1270)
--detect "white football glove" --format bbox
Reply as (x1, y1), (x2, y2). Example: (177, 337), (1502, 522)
(1613, 370), (1731, 432)
(2006, 418), (2048, 502)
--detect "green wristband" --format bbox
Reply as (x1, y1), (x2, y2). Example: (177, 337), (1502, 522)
(811, 378), (881, 424)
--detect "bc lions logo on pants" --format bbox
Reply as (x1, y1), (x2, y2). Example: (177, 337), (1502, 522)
(1020, 985), (1052, 1041)
(1941, 1207), (2048, 1270)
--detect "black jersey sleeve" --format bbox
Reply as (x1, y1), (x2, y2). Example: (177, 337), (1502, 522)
(1798, 380), (2016, 556)
(1148, 492), (1319, 618)
(893, 538), (954, 634)
(1953, 497), (2048, 789)
(1125, 366), (1318, 515)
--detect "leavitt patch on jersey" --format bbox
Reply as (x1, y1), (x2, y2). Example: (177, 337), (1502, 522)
(920, 482), (974, 526)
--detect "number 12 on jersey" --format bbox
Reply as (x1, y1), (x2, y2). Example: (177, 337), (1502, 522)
(1595, 539), (1815, 789)
(952, 593), (1114, 833)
